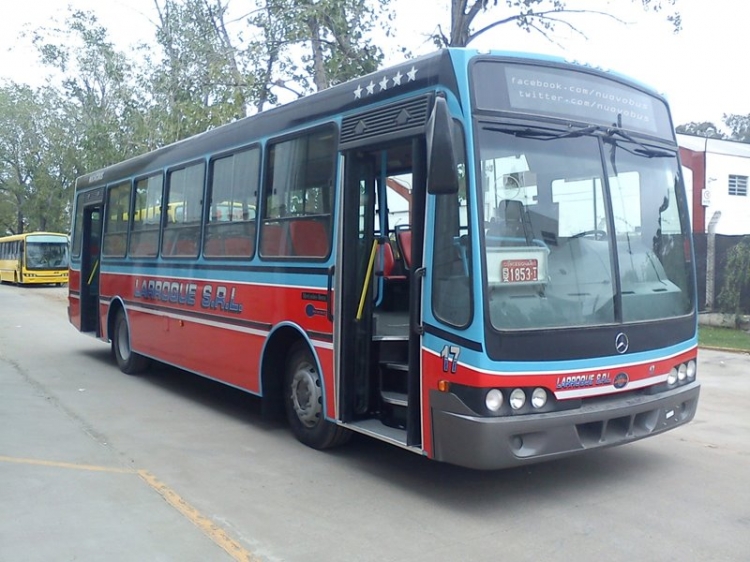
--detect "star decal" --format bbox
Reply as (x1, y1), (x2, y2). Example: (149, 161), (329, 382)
(354, 84), (363, 99)
(392, 71), (403, 86)
(407, 66), (417, 81)
(366, 80), (375, 95)
(379, 76), (389, 91)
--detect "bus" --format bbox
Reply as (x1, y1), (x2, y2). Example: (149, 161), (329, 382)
(68, 48), (700, 469)
(0, 232), (69, 285)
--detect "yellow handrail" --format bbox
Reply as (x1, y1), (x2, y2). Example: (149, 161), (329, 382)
(87, 259), (99, 285)
(356, 239), (380, 321)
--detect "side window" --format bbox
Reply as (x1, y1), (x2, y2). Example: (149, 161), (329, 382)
(204, 147), (259, 258)
(71, 197), (84, 258)
(162, 162), (205, 258)
(102, 181), (131, 258)
(130, 174), (163, 258)
(432, 122), (472, 327)
(260, 126), (336, 258)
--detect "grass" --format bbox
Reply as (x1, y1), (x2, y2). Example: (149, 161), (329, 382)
(698, 325), (750, 352)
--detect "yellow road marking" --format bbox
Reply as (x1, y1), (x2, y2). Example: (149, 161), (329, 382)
(138, 470), (261, 562)
(0, 456), (260, 562)
(0, 455), (134, 473)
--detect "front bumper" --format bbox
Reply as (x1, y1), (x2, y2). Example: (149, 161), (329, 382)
(430, 382), (700, 470)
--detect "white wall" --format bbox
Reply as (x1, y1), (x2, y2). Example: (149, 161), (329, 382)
(678, 134), (750, 235)
(705, 151), (750, 235)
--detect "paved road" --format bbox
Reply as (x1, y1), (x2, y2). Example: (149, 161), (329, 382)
(1, 285), (748, 562)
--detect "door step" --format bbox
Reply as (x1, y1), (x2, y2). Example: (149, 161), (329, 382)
(380, 390), (407, 407)
(379, 359), (409, 429)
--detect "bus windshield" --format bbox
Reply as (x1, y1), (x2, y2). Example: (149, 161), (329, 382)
(25, 236), (70, 270)
(479, 126), (694, 330)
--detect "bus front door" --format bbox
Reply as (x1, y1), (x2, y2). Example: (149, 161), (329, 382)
(338, 141), (426, 448)
(80, 206), (102, 335)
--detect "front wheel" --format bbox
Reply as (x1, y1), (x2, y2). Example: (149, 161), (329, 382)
(284, 342), (350, 449)
(112, 310), (150, 375)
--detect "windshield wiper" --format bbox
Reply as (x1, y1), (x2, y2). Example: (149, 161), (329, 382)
(605, 127), (673, 158)
(485, 124), (602, 140)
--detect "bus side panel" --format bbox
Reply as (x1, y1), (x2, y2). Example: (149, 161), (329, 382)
(68, 268), (82, 330)
(101, 272), (333, 399)
(129, 306), (264, 393)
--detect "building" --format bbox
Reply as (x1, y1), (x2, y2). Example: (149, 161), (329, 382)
(678, 133), (750, 235)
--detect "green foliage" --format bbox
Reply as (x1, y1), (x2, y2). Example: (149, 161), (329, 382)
(675, 121), (727, 139)
(0, 84), (72, 234)
(722, 114), (750, 144)
(717, 236), (750, 316)
(247, 0), (388, 99)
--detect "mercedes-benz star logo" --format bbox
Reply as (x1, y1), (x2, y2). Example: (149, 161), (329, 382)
(615, 332), (629, 354)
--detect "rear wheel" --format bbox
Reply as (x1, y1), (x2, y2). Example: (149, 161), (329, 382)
(112, 310), (150, 374)
(284, 342), (350, 449)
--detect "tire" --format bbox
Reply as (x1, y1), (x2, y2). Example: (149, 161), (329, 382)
(112, 310), (150, 375)
(284, 342), (350, 449)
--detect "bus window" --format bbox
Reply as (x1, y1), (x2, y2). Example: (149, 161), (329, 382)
(131, 174), (163, 257)
(260, 126), (335, 258)
(204, 147), (259, 258)
(162, 163), (205, 258)
(432, 122), (472, 327)
(103, 181), (131, 257)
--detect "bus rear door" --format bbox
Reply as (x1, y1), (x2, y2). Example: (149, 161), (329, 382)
(80, 205), (103, 335)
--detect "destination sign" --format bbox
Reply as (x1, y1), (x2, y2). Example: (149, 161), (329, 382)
(472, 60), (674, 139)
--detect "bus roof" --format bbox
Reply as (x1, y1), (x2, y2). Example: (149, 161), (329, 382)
(0, 232), (69, 243)
(75, 48), (665, 191)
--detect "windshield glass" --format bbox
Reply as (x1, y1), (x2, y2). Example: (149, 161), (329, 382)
(25, 238), (69, 270)
(479, 127), (693, 331)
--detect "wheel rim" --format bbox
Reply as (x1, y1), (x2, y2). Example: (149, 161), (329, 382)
(117, 319), (131, 361)
(290, 360), (322, 428)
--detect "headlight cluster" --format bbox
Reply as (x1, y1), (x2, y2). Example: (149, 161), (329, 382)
(445, 383), (581, 416)
(667, 359), (697, 387)
(485, 386), (548, 412)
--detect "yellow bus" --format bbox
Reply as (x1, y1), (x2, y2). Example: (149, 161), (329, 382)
(0, 232), (70, 285)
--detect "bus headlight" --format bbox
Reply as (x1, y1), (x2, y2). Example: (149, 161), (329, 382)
(509, 388), (526, 410)
(485, 389), (504, 412)
(677, 363), (687, 382)
(686, 360), (697, 381)
(531, 388), (547, 409)
(667, 367), (678, 386)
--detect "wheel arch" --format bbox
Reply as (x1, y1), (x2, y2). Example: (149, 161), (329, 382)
(259, 322), (322, 420)
(106, 297), (127, 342)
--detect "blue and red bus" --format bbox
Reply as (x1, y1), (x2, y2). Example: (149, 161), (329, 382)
(68, 48), (699, 469)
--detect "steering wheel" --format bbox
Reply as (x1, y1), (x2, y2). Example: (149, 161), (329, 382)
(570, 229), (608, 240)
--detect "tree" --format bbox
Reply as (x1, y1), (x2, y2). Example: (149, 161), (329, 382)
(723, 114), (750, 144)
(0, 85), (72, 234)
(31, 10), (145, 171)
(245, 0), (389, 102)
(147, 0), (250, 142)
(435, 0), (682, 47)
(675, 121), (726, 139)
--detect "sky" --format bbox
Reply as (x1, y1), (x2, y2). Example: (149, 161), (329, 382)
(0, 0), (745, 130)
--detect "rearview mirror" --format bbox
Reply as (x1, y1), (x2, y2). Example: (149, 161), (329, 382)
(426, 96), (459, 195)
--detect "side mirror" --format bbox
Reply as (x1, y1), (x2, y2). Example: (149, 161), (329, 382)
(426, 96), (459, 195)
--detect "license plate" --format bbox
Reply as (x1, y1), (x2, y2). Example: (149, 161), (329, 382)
(501, 259), (539, 283)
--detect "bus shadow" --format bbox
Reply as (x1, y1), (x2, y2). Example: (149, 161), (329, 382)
(325, 431), (670, 512)
(92, 354), (281, 431)
(79, 347), (671, 509)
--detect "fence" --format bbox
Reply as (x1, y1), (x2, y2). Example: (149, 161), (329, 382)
(693, 233), (750, 313)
